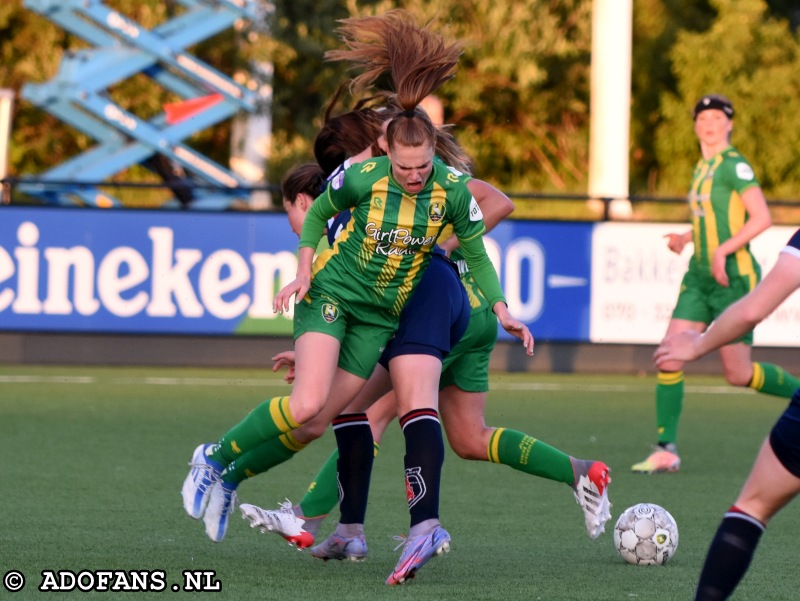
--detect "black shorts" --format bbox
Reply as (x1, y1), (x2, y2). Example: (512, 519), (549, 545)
(769, 389), (800, 478)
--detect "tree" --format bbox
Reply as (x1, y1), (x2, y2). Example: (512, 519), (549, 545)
(654, 0), (800, 198)
(337, 0), (593, 193)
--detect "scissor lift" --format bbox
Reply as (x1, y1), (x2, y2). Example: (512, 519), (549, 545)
(21, 0), (265, 209)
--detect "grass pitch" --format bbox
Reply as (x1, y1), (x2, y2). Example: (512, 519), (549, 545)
(2, 365), (798, 600)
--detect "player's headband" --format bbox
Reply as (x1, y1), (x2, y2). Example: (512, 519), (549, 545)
(693, 96), (734, 120)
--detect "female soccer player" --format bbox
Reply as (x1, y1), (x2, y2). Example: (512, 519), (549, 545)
(240, 12), (609, 585)
(181, 12), (533, 581)
(632, 94), (800, 474)
(242, 160), (610, 584)
(654, 228), (800, 601)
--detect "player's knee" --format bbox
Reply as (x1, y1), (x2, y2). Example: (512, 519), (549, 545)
(447, 435), (486, 460)
(288, 395), (323, 425)
(296, 420), (327, 441)
(723, 368), (752, 388)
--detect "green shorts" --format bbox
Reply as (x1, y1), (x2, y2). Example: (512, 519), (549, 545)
(293, 288), (398, 379)
(439, 306), (497, 393)
(672, 267), (760, 345)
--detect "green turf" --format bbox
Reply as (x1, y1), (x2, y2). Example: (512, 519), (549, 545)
(1, 365), (798, 600)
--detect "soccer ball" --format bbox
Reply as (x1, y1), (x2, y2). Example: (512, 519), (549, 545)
(613, 503), (679, 565)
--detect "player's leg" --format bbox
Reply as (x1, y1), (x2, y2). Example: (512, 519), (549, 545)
(203, 359), (364, 543)
(181, 329), (340, 525)
(308, 315), (398, 562)
(695, 442), (800, 600)
(632, 317), (705, 474)
(295, 389), (397, 539)
(385, 353), (450, 585)
(439, 387), (610, 538)
(241, 366), (398, 548)
(695, 391), (800, 600)
(715, 274), (800, 398)
(382, 258), (465, 584)
(718, 342), (800, 398)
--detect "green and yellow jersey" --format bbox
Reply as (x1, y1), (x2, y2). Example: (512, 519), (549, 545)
(687, 145), (761, 281)
(299, 155), (503, 316)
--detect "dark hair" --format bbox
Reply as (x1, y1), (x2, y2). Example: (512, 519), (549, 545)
(314, 86), (391, 177)
(326, 10), (463, 153)
(281, 163), (326, 204)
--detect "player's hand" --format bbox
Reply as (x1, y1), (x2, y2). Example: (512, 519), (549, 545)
(711, 251), (730, 287)
(653, 331), (701, 367)
(273, 275), (311, 314)
(664, 232), (687, 254)
(272, 351), (296, 384)
(493, 302), (534, 356)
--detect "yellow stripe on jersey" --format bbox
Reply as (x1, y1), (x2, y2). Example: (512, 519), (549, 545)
(357, 178), (389, 278)
(701, 156), (723, 269)
(657, 371), (684, 386)
(374, 191), (415, 301)
(487, 427), (505, 463)
(312, 213), (358, 277)
(728, 192), (759, 287)
(689, 161), (710, 252)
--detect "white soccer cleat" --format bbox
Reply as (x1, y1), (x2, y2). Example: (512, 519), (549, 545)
(240, 500), (314, 549)
(572, 460), (612, 539)
(181, 443), (223, 519)
(204, 481), (238, 542)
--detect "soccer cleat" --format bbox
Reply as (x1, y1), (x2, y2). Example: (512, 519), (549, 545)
(309, 531), (368, 562)
(181, 443), (223, 519)
(572, 460), (612, 540)
(239, 501), (315, 549)
(385, 526), (451, 585)
(204, 481), (238, 542)
(631, 444), (681, 474)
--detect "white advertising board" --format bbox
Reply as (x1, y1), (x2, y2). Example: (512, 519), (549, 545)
(590, 223), (800, 346)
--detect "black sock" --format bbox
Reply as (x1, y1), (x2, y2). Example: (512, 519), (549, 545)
(333, 413), (373, 525)
(695, 508), (765, 601)
(400, 409), (444, 528)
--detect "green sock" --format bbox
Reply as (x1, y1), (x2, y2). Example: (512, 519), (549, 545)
(209, 396), (300, 464)
(221, 432), (306, 486)
(487, 428), (574, 484)
(656, 371), (684, 444)
(750, 362), (800, 398)
(298, 442), (380, 518)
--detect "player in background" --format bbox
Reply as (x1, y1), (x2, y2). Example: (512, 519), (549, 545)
(654, 228), (800, 601)
(632, 94), (800, 474)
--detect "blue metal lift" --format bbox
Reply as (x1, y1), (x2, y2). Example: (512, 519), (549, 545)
(21, 0), (265, 208)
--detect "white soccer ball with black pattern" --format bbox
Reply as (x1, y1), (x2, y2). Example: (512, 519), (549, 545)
(613, 503), (679, 565)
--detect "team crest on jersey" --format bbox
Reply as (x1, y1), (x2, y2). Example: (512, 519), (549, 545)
(321, 303), (340, 323)
(428, 202), (445, 223)
(331, 170), (346, 190)
(372, 196), (383, 209)
(404, 467), (426, 508)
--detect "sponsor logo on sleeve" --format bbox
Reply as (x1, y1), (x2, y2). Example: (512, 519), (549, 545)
(736, 162), (755, 181)
(469, 197), (483, 221)
(331, 171), (346, 190)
